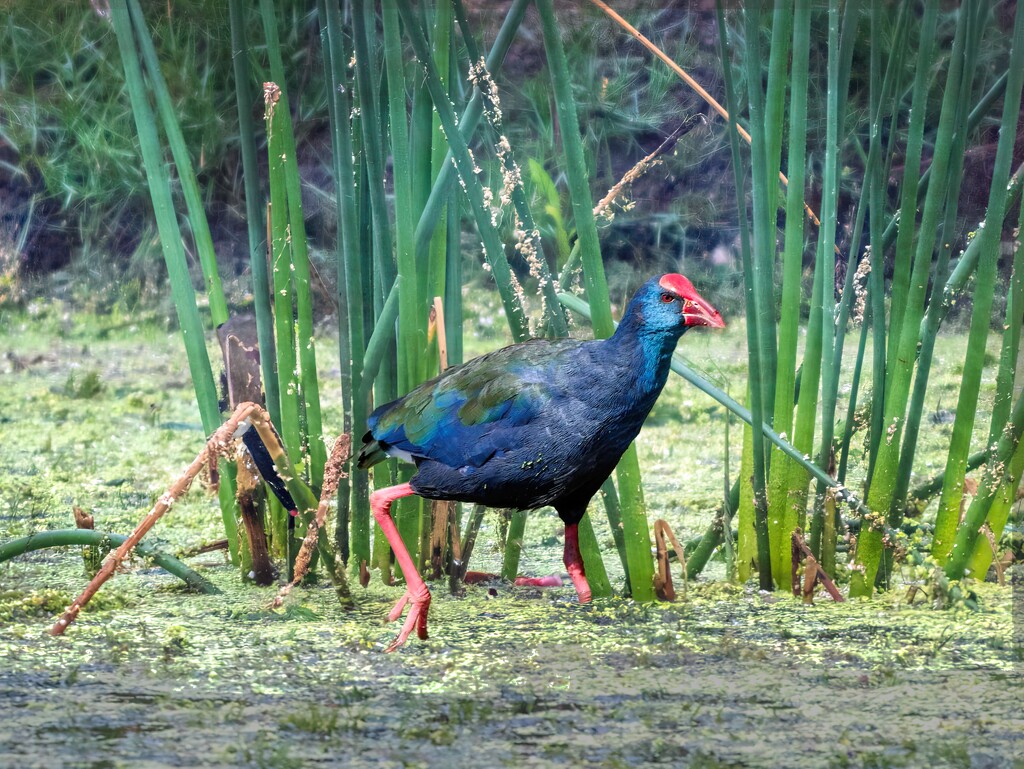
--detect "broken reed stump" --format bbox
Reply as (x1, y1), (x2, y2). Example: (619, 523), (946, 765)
(235, 446), (276, 586)
(653, 519), (687, 601)
(802, 554), (820, 604)
(430, 500), (453, 580)
(216, 315), (275, 586)
(791, 529), (845, 603)
(73, 505), (107, 576)
(216, 315), (263, 407)
(73, 506), (94, 530)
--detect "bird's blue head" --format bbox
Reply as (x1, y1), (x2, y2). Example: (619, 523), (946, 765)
(625, 273), (726, 338)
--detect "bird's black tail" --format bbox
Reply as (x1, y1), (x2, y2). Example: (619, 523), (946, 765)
(240, 426), (297, 512)
(356, 431), (387, 469)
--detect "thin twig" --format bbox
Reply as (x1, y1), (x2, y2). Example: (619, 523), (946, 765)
(563, 119), (704, 287)
(593, 118), (701, 218)
(981, 523), (1013, 586)
(587, 0), (828, 232)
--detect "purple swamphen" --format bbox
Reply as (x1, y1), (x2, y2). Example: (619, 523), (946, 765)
(357, 274), (725, 650)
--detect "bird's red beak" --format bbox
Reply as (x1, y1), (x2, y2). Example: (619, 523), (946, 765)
(684, 293), (726, 329)
(658, 274), (726, 329)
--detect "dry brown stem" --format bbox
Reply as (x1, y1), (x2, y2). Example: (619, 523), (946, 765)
(235, 443), (275, 586)
(272, 433), (351, 605)
(790, 529), (845, 603)
(593, 119), (700, 220)
(51, 402), (270, 635)
(73, 506), (94, 530)
(587, 0), (830, 236)
(802, 555), (819, 604)
(428, 296), (455, 581)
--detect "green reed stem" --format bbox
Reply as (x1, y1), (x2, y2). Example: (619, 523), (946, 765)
(766, 0), (811, 591)
(0, 529), (218, 594)
(109, 0), (237, 560)
(501, 509), (528, 582)
(889, 0), (982, 558)
(536, 0), (649, 599)
(718, 0), (772, 589)
(228, 0), (279, 430)
(809, 0), (845, 563)
(318, 0), (364, 565)
(854, 0), (973, 594)
(259, 0), (325, 493)
(934, 0), (1024, 565)
(126, 0), (227, 328)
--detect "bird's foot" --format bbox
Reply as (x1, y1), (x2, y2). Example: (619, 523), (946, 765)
(462, 571), (564, 587)
(384, 586), (431, 652)
(513, 574), (564, 587)
(567, 565), (592, 603)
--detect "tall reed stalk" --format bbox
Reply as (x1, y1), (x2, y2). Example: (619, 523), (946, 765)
(109, 0), (238, 560)
(317, 0), (364, 566)
(852, 0), (1011, 594)
(807, 0), (851, 569)
(963, 194), (1024, 578)
(228, 0), (280, 431)
(765, 0), (810, 592)
(942, 0), (1024, 577)
(259, 0), (327, 494)
(716, 0), (771, 590)
(932, 0), (1024, 566)
(535, 0), (652, 598)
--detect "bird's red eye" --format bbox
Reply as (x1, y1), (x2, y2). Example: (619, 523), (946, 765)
(660, 292), (674, 303)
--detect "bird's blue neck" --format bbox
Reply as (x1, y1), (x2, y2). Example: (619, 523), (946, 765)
(604, 298), (684, 397)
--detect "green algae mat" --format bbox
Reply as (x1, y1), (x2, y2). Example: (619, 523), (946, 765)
(1, 305), (1020, 768)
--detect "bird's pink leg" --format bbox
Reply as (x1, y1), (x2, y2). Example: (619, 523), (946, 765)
(369, 482), (431, 651)
(563, 523), (592, 603)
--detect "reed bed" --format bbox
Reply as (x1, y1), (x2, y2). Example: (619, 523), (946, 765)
(109, 0), (1022, 602)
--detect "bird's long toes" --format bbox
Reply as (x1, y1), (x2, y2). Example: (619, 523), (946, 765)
(385, 618), (414, 652)
(567, 568), (592, 603)
(387, 592), (410, 623)
(383, 591), (431, 651)
(386, 605), (421, 652)
(513, 574), (564, 587)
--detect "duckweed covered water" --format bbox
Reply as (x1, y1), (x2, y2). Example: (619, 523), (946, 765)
(1, 305), (1020, 768)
